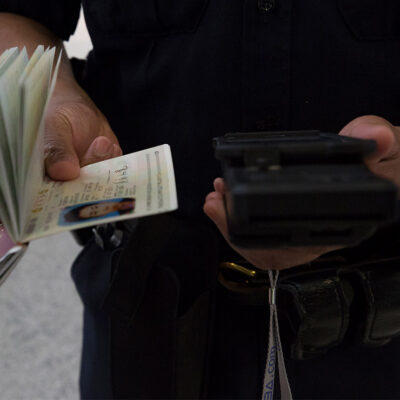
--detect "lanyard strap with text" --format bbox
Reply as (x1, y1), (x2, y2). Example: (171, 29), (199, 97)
(261, 270), (293, 400)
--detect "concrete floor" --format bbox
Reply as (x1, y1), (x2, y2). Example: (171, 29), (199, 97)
(0, 233), (82, 400)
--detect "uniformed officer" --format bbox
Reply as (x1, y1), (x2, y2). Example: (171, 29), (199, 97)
(1, 1), (400, 398)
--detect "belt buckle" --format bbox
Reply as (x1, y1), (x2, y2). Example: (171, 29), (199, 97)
(218, 261), (269, 294)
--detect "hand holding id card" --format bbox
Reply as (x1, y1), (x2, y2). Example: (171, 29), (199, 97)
(0, 46), (178, 285)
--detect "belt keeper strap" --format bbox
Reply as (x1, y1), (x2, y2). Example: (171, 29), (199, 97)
(278, 270), (352, 360)
(353, 259), (400, 346)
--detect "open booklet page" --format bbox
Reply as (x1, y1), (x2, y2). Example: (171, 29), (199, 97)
(21, 144), (177, 242)
(0, 47), (26, 235)
(19, 48), (61, 236)
(0, 46), (60, 240)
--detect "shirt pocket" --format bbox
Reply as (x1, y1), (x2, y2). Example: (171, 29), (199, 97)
(85, 0), (209, 36)
(338, 0), (400, 41)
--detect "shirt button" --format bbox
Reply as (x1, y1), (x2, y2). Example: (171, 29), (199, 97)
(258, 0), (275, 12)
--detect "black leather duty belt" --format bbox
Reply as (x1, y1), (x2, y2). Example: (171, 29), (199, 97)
(218, 256), (400, 360)
(75, 216), (400, 362)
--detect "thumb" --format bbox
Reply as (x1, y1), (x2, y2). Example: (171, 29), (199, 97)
(339, 115), (399, 164)
(44, 102), (122, 180)
(203, 178), (229, 236)
(80, 136), (122, 167)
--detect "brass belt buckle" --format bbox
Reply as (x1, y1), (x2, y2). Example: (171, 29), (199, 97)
(218, 261), (269, 294)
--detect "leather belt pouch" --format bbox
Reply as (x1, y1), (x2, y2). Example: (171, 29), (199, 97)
(280, 255), (400, 359)
(220, 254), (400, 361)
(278, 266), (352, 360)
(350, 258), (400, 347)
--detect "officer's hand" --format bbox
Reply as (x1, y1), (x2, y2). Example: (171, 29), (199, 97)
(45, 79), (122, 181)
(203, 178), (339, 271)
(204, 115), (400, 271)
(339, 115), (400, 190)
(0, 13), (122, 181)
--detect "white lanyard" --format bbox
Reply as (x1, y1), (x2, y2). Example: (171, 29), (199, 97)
(261, 270), (293, 400)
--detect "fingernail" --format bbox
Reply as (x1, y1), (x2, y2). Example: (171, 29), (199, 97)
(93, 137), (114, 157)
(112, 144), (123, 158)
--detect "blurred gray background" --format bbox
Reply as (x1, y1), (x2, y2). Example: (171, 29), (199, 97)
(0, 10), (92, 400)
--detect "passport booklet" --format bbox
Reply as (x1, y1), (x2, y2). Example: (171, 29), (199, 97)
(0, 46), (177, 285)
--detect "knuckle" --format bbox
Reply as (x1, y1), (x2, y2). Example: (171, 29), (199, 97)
(45, 105), (73, 136)
(47, 100), (119, 147)
(44, 140), (68, 162)
(47, 102), (94, 133)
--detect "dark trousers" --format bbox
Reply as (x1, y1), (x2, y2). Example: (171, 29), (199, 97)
(71, 218), (400, 399)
